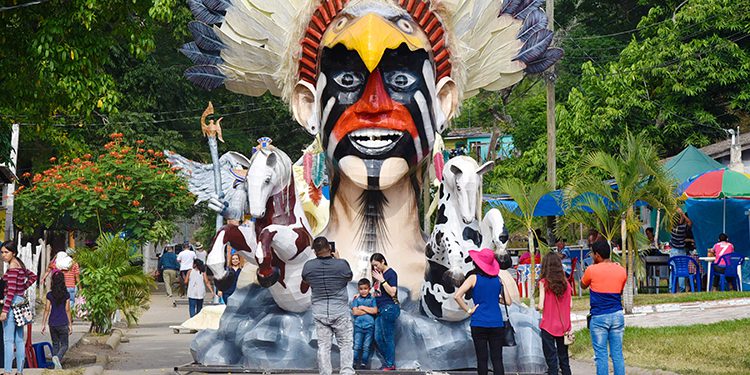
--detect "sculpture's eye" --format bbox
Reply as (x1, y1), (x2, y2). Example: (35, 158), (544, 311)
(385, 72), (416, 91)
(264, 177), (271, 184)
(333, 72), (363, 90)
(397, 19), (413, 34)
(334, 17), (348, 31)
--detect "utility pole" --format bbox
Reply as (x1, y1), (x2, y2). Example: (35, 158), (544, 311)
(4, 123), (19, 241)
(545, 0), (557, 246)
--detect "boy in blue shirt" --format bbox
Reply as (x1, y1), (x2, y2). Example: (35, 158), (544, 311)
(351, 278), (378, 369)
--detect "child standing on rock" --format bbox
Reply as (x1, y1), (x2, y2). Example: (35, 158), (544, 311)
(351, 278), (377, 369)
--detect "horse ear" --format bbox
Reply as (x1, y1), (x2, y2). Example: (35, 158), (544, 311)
(266, 153), (277, 167)
(449, 165), (462, 177)
(477, 161), (495, 176)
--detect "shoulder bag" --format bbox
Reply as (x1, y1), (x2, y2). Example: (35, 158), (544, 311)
(12, 290), (33, 327)
(556, 294), (575, 345)
(500, 281), (516, 346)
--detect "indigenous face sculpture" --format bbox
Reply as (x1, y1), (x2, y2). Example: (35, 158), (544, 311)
(293, 3), (457, 191)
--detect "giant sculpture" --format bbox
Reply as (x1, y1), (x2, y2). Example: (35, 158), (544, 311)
(174, 0), (562, 371)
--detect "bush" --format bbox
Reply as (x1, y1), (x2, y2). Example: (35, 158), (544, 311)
(15, 133), (193, 243)
(76, 233), (154, 334)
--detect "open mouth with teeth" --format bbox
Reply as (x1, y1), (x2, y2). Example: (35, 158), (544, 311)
(348, 128), (404, 155)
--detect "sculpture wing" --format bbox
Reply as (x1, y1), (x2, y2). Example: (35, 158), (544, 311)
(164, 150), (249, 214)
(181, 0), (307, 97)
(445, 0), (563, 98)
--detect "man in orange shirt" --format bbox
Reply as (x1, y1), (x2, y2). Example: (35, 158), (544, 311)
(582, 241), (627, 375)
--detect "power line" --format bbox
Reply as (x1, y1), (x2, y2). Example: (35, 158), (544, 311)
(0, 0), (49, 12)
(16, 106), (286, 128)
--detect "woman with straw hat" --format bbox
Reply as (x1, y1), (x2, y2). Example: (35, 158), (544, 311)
(454, 248), (513, 375)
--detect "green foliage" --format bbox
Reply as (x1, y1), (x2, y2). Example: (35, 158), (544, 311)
(14, 134), (193, 242)
(147, 220), (179, 247)
(0, 0), (181, 122)
(76, 233), (154, 333)
(567, 132), (678, 312)
(496, 0), (750, 185)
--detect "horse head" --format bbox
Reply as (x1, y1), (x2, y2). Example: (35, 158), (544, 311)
(246, 148), (292, 218)
(482, 208), (510, 255)
(441, 156), (494, 225)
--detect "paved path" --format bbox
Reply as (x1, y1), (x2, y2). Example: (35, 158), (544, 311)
(108, 290), (750, 374)
(105, 293), (193, 374)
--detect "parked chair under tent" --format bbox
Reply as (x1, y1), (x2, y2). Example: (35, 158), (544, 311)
(716, 253), (745, 291)
(669, 256), (702, 293)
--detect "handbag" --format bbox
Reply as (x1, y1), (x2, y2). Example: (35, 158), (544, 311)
(11, 292), (33, 327)
(500, 282), (516, 346)
(556, 295), (575, 345)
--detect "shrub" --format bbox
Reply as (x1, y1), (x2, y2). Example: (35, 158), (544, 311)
(76, 233), (154, 334)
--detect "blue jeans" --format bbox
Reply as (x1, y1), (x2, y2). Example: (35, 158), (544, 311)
(4, 295), (26, 373)
(590, 310), (625, 375)
(353, 325), (374, 366)
(669, 248), (686, 292)
(188, 298), (204, 318)
(67, 287), (77, 308)
(374, 304), (400, 368)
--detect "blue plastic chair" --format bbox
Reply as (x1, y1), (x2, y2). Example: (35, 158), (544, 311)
(669, 256), (702, 293)
(32, 342), (53, 369)
(717, 253), (745, 291)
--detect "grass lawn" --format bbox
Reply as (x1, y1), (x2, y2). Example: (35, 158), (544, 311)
(569, 318), (750, 374)
(571, 291), (750, 312)
(522, 291), (750, 311)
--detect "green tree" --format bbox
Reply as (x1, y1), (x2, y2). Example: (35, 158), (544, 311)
(14, 133), (193, 243)
(0, 0), (188, 161)
(492, 178), (553, 308)
(569, 133), (677, 313)
(497, 0), (750, 185)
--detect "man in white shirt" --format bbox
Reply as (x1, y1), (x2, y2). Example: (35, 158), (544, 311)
(177, 246), (196, 297)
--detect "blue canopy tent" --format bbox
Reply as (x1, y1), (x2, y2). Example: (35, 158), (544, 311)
(485, 190), (565, 217)
(685, 198), (750, 289)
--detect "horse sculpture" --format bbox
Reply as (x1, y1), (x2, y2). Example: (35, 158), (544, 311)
(421, 156), (509, 321)
(168, 146), (314, 313)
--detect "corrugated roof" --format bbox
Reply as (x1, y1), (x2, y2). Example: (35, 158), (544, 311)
(700, 133), (750, 158)
(444, 127), (491, 138)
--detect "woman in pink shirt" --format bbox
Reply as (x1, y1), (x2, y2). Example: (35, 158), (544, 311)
(537, 253), (572, 375)
(709, 233), (735, 289)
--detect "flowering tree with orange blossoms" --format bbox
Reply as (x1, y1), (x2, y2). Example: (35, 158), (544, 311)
(14, 133), (193, 243)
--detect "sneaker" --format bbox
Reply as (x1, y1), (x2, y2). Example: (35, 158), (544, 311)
(380, 365), (396, 371)
(52, 355), (62, 369)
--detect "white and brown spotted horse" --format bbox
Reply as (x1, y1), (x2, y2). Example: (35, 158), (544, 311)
(207, 148), (314, 313)
(421, 156), (509, 321)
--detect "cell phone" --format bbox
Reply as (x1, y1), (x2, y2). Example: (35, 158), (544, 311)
(329, 241), (336, 253)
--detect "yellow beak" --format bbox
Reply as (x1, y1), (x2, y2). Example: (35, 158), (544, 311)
(322, 13), (427, 72)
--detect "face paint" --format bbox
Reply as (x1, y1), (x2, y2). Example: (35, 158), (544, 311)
(319, 42), (435, 189)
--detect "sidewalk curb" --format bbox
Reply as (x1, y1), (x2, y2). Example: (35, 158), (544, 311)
(105, 328), (125, 349)
(571, 297), (750, 323)
(572, 358), (678, 375)
(83, 365), (104, 375)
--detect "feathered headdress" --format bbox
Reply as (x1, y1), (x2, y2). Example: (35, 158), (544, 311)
(182, 0), (561, 103)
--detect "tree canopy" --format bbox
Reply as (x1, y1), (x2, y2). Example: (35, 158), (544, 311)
(486, 0), (750, 186)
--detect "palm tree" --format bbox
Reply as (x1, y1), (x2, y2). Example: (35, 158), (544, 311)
(558, 188), (619, 249)
(570, 132), (677, 314)
(494, 178), (553, 309)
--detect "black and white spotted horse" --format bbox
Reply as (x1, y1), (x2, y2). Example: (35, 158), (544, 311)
(421, 156), (509, 321)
